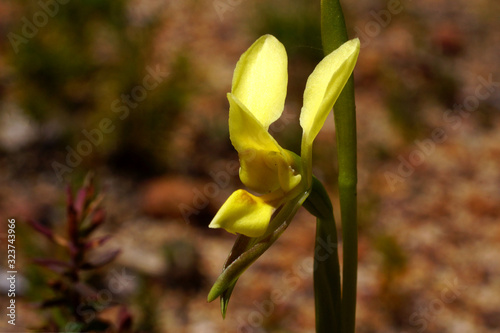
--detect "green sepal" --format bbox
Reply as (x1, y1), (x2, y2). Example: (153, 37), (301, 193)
(208, 234), (252, 303)
(220, 280), (237, 318)
(207, 190), (310, 317)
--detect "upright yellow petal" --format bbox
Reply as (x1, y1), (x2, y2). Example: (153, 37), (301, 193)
(208, 189), (276, 237)
(300, 38), (360, 146)
(232, 35), (288, 129)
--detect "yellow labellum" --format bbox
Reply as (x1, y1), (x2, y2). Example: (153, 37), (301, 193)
(209, 189), (276, 237)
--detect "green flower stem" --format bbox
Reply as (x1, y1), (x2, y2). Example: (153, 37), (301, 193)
(321, 1), (358, 333)
(321, 0), (349, 55)
(303, 177), (341, 333)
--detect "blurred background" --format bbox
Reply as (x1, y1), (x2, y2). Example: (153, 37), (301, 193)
(0, 0), (499, 332)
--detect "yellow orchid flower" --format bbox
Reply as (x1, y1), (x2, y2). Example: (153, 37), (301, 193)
(209, 34), (360, 238)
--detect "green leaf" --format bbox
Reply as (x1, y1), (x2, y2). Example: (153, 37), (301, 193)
(303, 176), (342, 333)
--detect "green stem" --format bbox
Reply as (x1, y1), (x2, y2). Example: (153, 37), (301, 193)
(304, 177), (342, 333)
(321, 0), (348, 55)
(321, 1), (358, 333)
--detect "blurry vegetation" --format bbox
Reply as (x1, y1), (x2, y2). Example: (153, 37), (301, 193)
(6, 0), (198, 179)
(375, 234), (407, 277)
(133, 275), (159, 333)
(125, 239), (206, 332)
(20, 174), (209, 332)
(253, 1), (323, 62)
(109, 55), (197, 178)
(382, 51), (461, 141)
(378, 12), (462, 142)
(27, 175), (135, 332)
(373, 234), (411, 327)
(161, 240), (205, 293)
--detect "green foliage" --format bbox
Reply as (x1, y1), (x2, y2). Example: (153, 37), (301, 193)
(253, 1), (323, 62)
(7, 1), (196, 176)
(375, 234), (407, 274)
(383, 57), (460, 141)
(10, 0), (141, 120)
(109, 55), (196, 177)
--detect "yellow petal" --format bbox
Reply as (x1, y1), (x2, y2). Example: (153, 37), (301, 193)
(277, 156), (302, 193)
(209, 189), (276, 237)
(300, 38), (360, 145)
(239, 150), (282, 193)
(231, 35), (288, 129)
(228, 93), (288, 193)
(228, 93), (282, 155)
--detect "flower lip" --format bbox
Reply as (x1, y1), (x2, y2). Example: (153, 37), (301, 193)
(208, 189), (277, 237)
